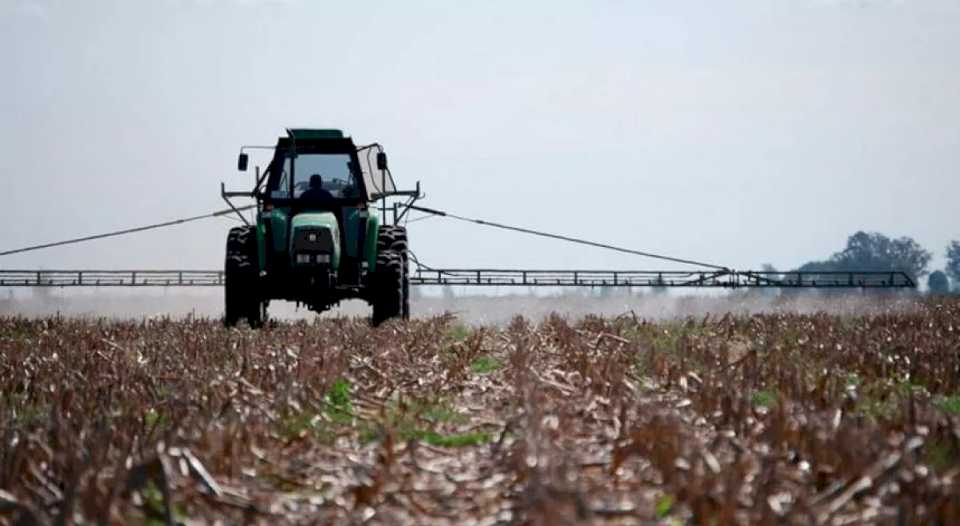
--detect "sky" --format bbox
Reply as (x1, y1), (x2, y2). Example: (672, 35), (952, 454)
(1, 0), (958, 275)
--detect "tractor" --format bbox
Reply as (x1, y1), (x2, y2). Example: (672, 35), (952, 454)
(220, 128), (421, 327)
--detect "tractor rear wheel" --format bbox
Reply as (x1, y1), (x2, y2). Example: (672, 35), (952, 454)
(377, 226), (410, 319)
(371, 250), (404, 326)
(224, 226), (266, 327)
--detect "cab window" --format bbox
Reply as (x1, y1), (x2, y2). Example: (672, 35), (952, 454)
(292, 153), (360, 199)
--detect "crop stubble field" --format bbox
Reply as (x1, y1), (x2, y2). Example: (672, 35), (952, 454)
(1, 298), (959, 524)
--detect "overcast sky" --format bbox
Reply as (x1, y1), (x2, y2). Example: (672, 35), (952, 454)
(1, 0), (958, 274)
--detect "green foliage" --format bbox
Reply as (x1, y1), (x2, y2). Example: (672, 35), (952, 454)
(326, 378), (352, 409)
(655, 494), (675, 518)
(469, 356), (502, 374)
(849, 378), (930, 422)
(141, 483), (166, 526)
(896, 379), (927, 397)
(140, 480), (185, 526)
(652, 329), (682, 353)
(420, 402), (469, 425)
(0, 322), (33, 342)
(446, 323), (472, 342)
(144, 408), (163, 429)
(936, 395), (960, 415)
(947, 241), (960, 289)
(12, 403), (47, 427)
(928, 271), (950, 295)
(855, 396), (895, 421)
(797, 231), (931, 281)
(281, 412), (322, 439)
(280, 378), (354, 441)
(324, 378), (353, 425)
(362, 399), (486, 447)
(411, 430), (492, 448)
(751, 390), (778, 408)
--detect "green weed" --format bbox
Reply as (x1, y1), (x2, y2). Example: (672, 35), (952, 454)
(656, 493), (675, 518)
(470, 356), (502, 375)
(751, 390), (778, 408)
(936, 395), (960, 415)
(845, 373), (862, 387)
(413, 430), (492, 448)
(446, 324), (472, 342)
(140, 480), (185, 526)
(279, 378), (354, 441)
(144, 408), (163, 429)
(361, 398), (486, 447)
(420, 402), (469, 424)
(324, 378), (353, 424)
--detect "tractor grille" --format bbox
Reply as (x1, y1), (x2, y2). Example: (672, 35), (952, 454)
(292, 228), (334, 255)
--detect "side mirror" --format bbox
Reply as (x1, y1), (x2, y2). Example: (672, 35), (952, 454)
(376, 152), (388, 171)
(237, 153), (249, 172)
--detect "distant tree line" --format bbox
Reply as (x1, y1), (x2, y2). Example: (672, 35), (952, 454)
(789, 231), (960, 293)
(947, 241), (960, 293)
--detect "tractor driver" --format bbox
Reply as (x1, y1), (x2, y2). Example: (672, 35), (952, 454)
(300, 174), (335, 203)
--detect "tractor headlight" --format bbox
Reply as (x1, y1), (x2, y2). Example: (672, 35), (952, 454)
(295, 253), (330, 265)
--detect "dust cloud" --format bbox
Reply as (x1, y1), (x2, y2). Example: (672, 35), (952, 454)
(0, 287), (922, 325)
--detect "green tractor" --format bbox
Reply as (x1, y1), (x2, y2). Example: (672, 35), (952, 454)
(221, 128), (421, 327)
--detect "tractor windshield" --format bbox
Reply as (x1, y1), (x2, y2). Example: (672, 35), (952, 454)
(292, 153), (361, 199)
(270, 153), (363, 200)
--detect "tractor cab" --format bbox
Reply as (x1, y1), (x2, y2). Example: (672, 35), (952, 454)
(264, 131), (367, 207)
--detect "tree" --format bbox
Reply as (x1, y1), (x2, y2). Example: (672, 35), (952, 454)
(927, 271), (950, 295)
(831, 231), (931, 279)
(947, 241), (960, 289)
(796, 231), (931, 282)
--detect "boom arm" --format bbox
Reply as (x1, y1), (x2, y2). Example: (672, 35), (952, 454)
(0, 269), (915, 289)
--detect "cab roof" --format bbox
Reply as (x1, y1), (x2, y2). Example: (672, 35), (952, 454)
(286, 128), (345, 140)
(276, 128), (355, 154)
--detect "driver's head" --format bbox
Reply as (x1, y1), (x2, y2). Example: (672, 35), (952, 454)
(309, 174), (322, 189)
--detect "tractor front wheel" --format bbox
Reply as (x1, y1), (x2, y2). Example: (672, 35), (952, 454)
(224, 226), (266, 328)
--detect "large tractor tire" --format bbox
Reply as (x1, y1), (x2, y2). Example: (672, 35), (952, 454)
(224, 226), (266, 328)
(377, 226), (410, 319)
(371, 251), (404, 326)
